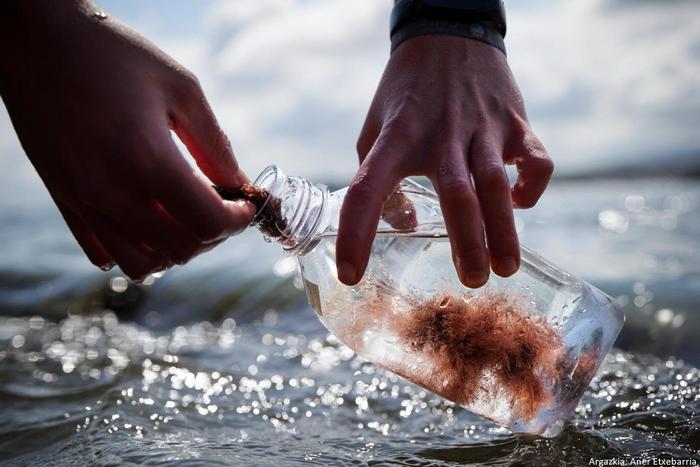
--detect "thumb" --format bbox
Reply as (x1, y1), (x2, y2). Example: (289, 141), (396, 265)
(169, 74), (247, 189)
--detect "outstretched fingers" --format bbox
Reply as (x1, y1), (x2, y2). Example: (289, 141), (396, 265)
(336, 130), (404, 285)
(470, 134), (520, 277)
(431, 143), (490, 288)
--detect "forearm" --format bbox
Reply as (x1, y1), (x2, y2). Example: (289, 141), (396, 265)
(0, 0), (88, 28)
(0, 0), (90, 82)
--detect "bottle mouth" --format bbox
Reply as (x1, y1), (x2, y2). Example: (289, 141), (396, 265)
(251, 165), (286, 224)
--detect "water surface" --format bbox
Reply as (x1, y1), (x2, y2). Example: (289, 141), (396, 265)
(0, 178), (699, 465)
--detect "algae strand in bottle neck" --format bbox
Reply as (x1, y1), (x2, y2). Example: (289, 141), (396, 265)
(216, 184), (289, 242)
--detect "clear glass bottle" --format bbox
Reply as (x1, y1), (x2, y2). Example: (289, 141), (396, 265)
(249, 165), (625, 437)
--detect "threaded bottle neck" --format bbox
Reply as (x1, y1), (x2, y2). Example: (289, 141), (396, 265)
(251, 165), (330, 255)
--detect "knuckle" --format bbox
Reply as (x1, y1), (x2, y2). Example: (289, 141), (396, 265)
(382, 112), (423, 145)
(523, 133), (548, 157)
(474, 163), (509, 190)
(347, 172), (379, 201)
(435, 153), (463, 178)
(443, 121), (468, 145)
(210, 127), (233, 164)
(485, 93), (507, 117)
(181, 70), (203, 94)
(172, 70), (204, 106)
(391, 91), (421, 115)
(469, 108), (488, 126)
(523, 152), (554, 181)
(437, 174), (475, 204)
(539, 156), (555, 177)
(508, 116), (530, 144)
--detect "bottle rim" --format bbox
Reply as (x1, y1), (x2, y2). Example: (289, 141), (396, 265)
(251, 165), (286, 223)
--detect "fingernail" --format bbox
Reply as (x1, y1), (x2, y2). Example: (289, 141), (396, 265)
(463, 271), (489, 288)
(455, 257), (485, 287)
(337, 261), (357, 285)
(500, 256), (519, 276)
(100, 263), (115, 271)
(456, 256), (489, 288)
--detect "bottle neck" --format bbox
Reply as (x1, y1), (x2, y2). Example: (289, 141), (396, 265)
(251, 165), (330, 255)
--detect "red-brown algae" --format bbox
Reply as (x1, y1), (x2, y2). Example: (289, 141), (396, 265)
(393, 291), (562, 420)
(217, 184), (289, 241)
(381, 191), (418, 231)
(217, 184), (269, 210)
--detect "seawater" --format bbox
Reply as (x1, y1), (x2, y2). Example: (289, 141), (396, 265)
(0, 178), (699, 464)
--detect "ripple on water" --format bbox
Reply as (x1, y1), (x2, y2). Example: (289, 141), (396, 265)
(0, 312), (698, 465)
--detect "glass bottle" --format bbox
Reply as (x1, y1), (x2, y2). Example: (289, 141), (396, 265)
(249, 165), (625, 437)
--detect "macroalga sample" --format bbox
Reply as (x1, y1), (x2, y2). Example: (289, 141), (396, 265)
(320, 282), (601, 428)
(394, 291), (561, 421)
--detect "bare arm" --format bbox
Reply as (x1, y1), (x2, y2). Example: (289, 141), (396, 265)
(0, 0), (254, 281)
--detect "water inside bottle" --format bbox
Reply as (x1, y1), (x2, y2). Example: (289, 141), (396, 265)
(300, 233), (608, 436)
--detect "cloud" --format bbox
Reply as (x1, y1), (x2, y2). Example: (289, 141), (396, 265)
(507, 0), (700, 173)
(195, 0), (391, 181)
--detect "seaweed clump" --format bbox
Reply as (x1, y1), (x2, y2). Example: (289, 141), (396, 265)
(216, 184), (289, 243)
(395, 291), (562, 420)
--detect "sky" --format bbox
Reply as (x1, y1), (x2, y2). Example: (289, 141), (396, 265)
(1, 0), (699, 192)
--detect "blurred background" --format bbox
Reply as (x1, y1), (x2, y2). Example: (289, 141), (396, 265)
(0, 1), (699, 463)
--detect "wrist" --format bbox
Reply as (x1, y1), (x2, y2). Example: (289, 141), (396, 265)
(391, 18), (506, 56)
(389, 0), (507, 56)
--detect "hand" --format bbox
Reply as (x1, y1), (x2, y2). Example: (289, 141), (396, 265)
(0, 1), (254, 281)
(336, 35), (553, 288)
